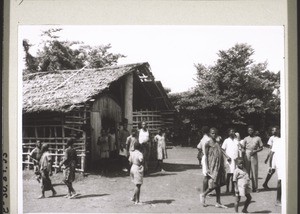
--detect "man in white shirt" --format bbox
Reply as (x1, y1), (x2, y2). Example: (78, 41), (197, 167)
(222, 128), (240, 193)
(138, 121), (150, 174)
(269, 127), (283, 206)
(262, 126), (279, 190)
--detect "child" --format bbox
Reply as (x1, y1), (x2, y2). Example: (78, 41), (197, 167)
(126, 129), (139, 158)
(29, 140), (43, 183)
(154, 129), (168, 172)
(233, 158), (252, 213)
(128, 142), (144, 205)
(59, 138), (78, 199)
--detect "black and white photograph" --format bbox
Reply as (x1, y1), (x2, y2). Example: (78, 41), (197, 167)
(19, 25), (285, 213)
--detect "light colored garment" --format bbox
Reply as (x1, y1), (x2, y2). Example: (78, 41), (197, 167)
(271, 137), (284, 179)
(139, 129), (149, 144)
(222, 137), (239, 173)
(233, 167), (251, 196)
(267, 135), (278, 147)
(154, 134), (167, 160)
(129, 150), (144, 184)
(198, 134), (211, 176)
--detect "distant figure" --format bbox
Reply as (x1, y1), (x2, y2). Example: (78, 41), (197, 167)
(235, 132), (245, 158)
(129, 142), (144, 205)
(262, 126), (280, 190)
(38, 144), (56, 199)
(200, 128), (227, 209)
(126, 129), (139, 158)
(154, 129), (168, 172)
(222, 128), (240, 193)
(108, 127), (117, 159)
(243, 126), (263, 192)
(97, 129), (109, 174)
(118, 123), (131, 172)
(138, 121), (150, 174)
(268, 127), (283, 206)
(59, 138), (78, 199)
(29, 140), (43, 183)
(233, 158), (252, 213)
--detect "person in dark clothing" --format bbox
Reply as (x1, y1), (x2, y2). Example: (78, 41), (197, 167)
(59, 138), (78, 199)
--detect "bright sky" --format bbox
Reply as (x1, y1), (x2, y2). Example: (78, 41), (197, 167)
(19, 25), (284, 93)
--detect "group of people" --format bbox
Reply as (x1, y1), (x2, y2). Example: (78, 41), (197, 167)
(197, 125), (283, 213)
(29, 139), (78, 199)
(116, 121), (168, 204)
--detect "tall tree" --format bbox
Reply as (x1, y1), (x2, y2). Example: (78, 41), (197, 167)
(170, 43), (280, 134)
(23, 28), (125, 72)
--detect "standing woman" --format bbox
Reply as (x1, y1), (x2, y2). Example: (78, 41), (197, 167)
(154, 129), (168, 172)
(59, 138), (78, 199)
(200, 128), (227, 209)
(129, 142), (144, 205)
(243, 125), (263, 192)
(39, 143), (57, 199)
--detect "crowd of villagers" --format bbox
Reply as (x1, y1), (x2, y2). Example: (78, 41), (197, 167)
(28, 122), (283, 211)
(197, 125), (283, 213)
(29, 121), (168, 204)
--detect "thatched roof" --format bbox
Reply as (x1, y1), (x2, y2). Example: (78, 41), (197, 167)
(23, 62), (151, 113)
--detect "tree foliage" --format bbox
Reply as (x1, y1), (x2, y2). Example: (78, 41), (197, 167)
(23, 28), (125, 73)
(170, 43), (280, 135)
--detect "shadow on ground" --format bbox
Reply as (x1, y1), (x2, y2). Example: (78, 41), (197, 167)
(144, 199), (175, 205)
(74, 193), (109, 199)
(162, 163), (200, 172)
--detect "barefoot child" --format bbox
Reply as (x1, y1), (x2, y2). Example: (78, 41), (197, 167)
(59, 138), (78, 199)
(233, 158), (252, 213)
(128, 142), (144, 204)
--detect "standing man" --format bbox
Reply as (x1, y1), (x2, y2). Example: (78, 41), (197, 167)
(243, 125), (263, 192)
(222, 128), (240, 193)
(138, 121), (150, 174)
(262, 126), (280, 189)
(268, 127), (283, 206)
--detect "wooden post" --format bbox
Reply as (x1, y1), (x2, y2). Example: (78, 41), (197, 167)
(124, 73), (133, 132)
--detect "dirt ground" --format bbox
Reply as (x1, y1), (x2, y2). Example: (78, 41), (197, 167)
(23, 146), (281, 213)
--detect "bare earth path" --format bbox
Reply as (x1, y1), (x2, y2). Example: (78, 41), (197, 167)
(23, 146), (281, 213)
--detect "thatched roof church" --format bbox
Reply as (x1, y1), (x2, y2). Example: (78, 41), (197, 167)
(23, 62), (176, 172)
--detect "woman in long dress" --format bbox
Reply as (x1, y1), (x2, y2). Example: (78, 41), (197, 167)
(39, 144), (57, 198)
(154, 129), (168, 172)
(129, 142), (144, 204)
(200, 128), (227, 209)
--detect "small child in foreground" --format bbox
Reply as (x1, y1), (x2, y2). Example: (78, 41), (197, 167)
(233, 158), (252, 213)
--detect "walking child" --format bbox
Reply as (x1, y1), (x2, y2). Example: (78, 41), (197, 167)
(59, 138), (78, 199)
(29, 140), (43, 183)
(128, 142), (144, 205)
(233, 158), (252, 213)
